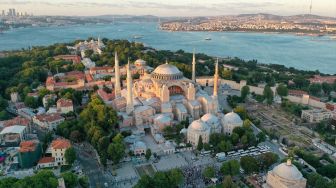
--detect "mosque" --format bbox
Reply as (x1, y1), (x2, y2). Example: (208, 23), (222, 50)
(111, 51), (243, 145)
(264, 159), (307, 188)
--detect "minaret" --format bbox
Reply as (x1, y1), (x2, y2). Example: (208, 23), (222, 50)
(126, 59), (134, 115)
(213, 58), (219, 97)
(192, 50), (196, 82)
(114, 52), (121, 98)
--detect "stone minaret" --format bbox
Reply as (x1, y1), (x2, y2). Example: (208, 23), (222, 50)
(192, 50), (196, 82)
(114, 52), (121, 98)
(126, 59), (134, 115)
(213, 58), (219, 97)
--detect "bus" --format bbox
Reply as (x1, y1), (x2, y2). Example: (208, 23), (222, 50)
(216, 152), (226, 161)
(200, 150), (211, 156)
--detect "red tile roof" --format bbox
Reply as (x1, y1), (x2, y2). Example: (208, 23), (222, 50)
(19, 140), (38, 153)
(54, 55), (81, 64)
(97, 89), (115, 101)
(34, 113), (64, 123)
(57, 98), (73, 107)
(309, 75), (336, 84)
(3, 117), (30, 127)
(38, 157), (55, 164)
(51, 139), (71, 150)
(90, 66), (113, 72)
(288, 90), (308, 97)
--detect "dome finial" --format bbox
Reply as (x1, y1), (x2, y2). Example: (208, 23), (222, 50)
(286, 159), (292, 166)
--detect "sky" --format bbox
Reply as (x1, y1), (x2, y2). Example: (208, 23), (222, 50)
(0, 0), (335, 17)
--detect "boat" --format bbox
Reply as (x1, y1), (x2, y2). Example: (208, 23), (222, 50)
(133, 35), (144, 39)
(205, 37), (211, 40)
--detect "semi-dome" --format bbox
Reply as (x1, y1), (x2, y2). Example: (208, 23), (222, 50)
(272, 160), (303, 181)
(224, 112), (243, 125)
(152, 63), (183, 80)
(135, 59), (146, 66)
(201, 113), (219, 124)
(189, 120), (209, 132)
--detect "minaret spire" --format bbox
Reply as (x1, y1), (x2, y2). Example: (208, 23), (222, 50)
(126, 58), (134, 115)
(114, 51), (121, 98)
(213, 58), (219, 97)
(192, 49), (196, 82)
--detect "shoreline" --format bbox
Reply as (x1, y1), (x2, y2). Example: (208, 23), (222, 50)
(159, 28), (336, 38)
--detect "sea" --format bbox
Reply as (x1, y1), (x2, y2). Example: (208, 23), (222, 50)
(0, 22), (335, 74)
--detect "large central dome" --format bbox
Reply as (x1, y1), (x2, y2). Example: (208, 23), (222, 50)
(152, 63), (183, 80)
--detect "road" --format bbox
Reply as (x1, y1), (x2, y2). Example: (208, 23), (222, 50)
(74, 143), (109, 188)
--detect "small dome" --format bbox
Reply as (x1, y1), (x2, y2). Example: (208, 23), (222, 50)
(134, 141), (146, 149)
(224, 112), (243, 125)
(272, 160), (303, 181)
(201, 113), (219, 124)
(135, 59), (146, 66)
(155, 114), (171, 123)
(189, 120), (209, 132)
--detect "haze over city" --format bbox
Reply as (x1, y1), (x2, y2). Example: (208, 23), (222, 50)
(0, 0), (336, 17)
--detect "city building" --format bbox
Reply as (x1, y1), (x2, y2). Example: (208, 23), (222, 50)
(131, 141), (147, 156)
(56, 98), (74, 114)
(0, 125), (27, 146)
(54, 55), (81, 64)
(187, 111), (243, 146)
(37, 157), (56, 169)
(187, 119), (211, 146)
(33, 113), (65, 131)
(42, 94), (57, 108)
(18, 140), (42, 168)
(74, 38), (105, 56)
(51, 138), (71, 166)
(265, 159), (306, 188)
(222, 112), (243, 135)
(301, 109), (334, 123)
(309, 75), (336, 84)
(0, 116), (30, 128)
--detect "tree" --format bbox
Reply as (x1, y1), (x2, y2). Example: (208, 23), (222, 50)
(145, 149), (152, 161)
(233, 106), (248, 120)
(222, 175), (238, 188)
(276, 84), (288, 97)
(317, 164), (336, 179)
(168, 169), (184, 186)
(263, 86), (274, 104)
(107, 133), (125, 164)
(259, 152), (279, 170)
(203, 166), (215, 179)
(24, 96), (39, 108)
(61, 172), (78, 188)
(220, 160), (240, 176)
(134, 175), (153, 188)
(309, 83), (322, 96)
(78, 176), (89, 188)
(222, 69), (232, 79)
(197, 136), (203, 151)
(241, 85), (250, 101)
(218, 140), (232, 152)
(243, 119), (252, 129)
(240, 156), (259, 174)
(64, 147), (76, 165)
(322, 82), (332, 95)
(257, 132), (266, 142)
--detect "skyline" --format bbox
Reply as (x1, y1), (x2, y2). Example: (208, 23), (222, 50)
(1, 0), (336, 17)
